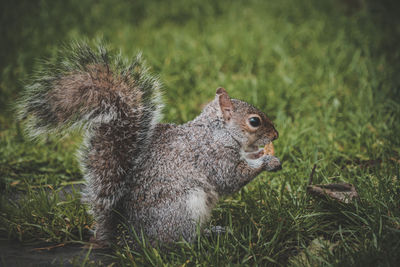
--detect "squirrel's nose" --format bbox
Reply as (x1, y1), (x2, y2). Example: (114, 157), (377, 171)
(271, 129), (279, 141)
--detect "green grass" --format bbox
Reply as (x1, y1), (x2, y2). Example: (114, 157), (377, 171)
(1, 0), (400, 265)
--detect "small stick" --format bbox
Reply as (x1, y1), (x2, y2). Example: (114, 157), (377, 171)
(308, 164), (317, 185)
(31, 243), (66, 251)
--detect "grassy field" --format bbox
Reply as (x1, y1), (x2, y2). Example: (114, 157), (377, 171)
(1, 0), (400, 265)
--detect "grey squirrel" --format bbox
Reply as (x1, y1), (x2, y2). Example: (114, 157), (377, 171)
(18, 42), (282, 246)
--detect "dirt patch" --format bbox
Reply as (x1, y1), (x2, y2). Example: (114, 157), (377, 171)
(0, 240), (112, 266)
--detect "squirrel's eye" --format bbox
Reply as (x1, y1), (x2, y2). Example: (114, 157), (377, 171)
(249, 116), (261, 127)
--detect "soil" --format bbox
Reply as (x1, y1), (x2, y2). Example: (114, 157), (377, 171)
(0, 239), (112, 266)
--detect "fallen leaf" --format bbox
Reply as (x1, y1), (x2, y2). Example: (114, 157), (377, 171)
(10, 181), (20, 186)
(289, 237), (338, 265)
(307, 183), (359, 203)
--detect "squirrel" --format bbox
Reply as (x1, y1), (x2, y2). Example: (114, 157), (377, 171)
(18, 42), (282, 246)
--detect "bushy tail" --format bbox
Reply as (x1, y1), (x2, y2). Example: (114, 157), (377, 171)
(19, 41), (163, 139)
(18, 41), (163, 242)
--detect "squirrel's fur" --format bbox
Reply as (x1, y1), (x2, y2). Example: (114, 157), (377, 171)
(19, 42), (282, 245)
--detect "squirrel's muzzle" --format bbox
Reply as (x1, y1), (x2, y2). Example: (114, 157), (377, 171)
(271, 129), (279, 141)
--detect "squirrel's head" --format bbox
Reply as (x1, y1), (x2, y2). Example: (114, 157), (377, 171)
(216, 87), (278, 153)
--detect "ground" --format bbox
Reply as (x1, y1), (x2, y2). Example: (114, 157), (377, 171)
(1, 0), (400, 266)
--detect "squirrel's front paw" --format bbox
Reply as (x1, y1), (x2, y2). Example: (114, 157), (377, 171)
(263, 155), (282, 172)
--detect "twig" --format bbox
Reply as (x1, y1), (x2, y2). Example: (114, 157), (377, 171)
(31, 243), (66, 251)
(308, 164), (317, 185)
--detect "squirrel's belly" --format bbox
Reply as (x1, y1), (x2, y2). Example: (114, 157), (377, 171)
(186, 189), (218, 224)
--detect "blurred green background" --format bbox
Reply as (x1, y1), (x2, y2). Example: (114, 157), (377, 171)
(1, 0), (399, 123)
(1, 0), (400, 265)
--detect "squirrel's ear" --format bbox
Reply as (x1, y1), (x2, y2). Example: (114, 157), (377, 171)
(216, 87), (233, 121)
